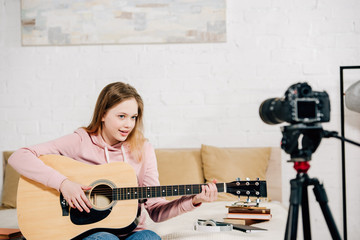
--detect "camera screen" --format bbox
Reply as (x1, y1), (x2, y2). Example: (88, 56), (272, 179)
(297, 100), (317, 119)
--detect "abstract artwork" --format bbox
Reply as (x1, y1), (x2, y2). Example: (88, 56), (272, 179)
(21, 0), (226, 46)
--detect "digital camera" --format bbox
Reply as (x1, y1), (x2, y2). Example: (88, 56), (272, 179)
(259, 82), (330, 125)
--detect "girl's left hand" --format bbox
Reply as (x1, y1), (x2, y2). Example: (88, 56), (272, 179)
(192, 179), (218, 206)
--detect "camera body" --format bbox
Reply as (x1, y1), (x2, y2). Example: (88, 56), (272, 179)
(259, 82), (330, 125)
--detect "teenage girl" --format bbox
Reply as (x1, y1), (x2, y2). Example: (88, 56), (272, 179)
(9, 82), (218, 240)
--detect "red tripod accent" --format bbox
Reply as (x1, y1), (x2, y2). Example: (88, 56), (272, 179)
(293, 161), (310, 173)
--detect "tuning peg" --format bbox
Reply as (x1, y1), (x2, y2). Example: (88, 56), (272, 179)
(236, 177), (241, 181)
(246, 177), (250, 181)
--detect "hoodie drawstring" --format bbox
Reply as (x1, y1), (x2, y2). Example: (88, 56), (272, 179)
(121, 144), (127, 163)
(104, 146), (110, 163)
(104, 144), (127, 163)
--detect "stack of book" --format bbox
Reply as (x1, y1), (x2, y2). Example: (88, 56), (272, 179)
(0, 228), (24, 240)
(223, 205), (272, 225)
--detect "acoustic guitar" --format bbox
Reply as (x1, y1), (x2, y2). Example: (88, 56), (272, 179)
(17, 155), (267, 240)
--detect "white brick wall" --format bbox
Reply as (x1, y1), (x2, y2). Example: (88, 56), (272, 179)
(1, 0), (360, 239)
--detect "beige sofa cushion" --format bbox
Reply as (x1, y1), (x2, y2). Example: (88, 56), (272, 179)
(1, 151), (19, 209)
(201, 145), (270, 201)
(155, 149), (204, 200)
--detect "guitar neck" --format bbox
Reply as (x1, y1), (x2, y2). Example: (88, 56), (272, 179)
(112, 183), (226, 200)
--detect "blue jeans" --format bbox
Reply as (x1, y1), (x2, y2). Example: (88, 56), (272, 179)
(83, 230), (161, 240)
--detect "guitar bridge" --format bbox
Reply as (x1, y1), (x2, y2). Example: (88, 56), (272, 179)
(60, 193), (70, 216)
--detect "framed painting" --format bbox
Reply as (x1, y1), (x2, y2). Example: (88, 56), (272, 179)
(21, 0), (226, 46)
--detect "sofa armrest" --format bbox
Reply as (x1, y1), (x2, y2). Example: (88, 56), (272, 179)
(1, 151), (19, 209)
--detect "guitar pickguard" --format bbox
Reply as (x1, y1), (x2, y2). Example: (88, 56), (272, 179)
(69, 179), (117, 225)
(70, 207), (112, 225)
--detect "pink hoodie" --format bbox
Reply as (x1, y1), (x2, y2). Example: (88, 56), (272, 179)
(8, 128), (197, 231)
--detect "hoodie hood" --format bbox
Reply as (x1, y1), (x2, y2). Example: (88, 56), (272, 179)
(76, 128), (129, 163)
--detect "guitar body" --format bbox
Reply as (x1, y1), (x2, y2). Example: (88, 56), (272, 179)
(17, 155), (139, 240)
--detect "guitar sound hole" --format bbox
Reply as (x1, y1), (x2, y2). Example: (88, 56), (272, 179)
(89, 184), (113, 209)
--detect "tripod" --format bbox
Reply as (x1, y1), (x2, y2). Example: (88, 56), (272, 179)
(284, 161), (341, 240)
(280, 124), (342, 240)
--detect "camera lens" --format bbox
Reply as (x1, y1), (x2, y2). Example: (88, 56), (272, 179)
(259, 98), (285, 125)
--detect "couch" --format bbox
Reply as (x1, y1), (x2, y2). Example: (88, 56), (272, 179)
(1, 145), (287, 239)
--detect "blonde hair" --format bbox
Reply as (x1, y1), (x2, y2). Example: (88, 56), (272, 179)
(84, 82), (145, 162)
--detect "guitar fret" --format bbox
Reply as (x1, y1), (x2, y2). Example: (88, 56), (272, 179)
(186, 185), (191, 194)
(141, 187), (145, 199)
(181, 185), (186, 195)
(161, 186), (166, 197)
(113, 188), (116, 200)
(137, 187), (141, 199)
(166, 185), (171, 196)
(147, 187), (150, 198)
(178, 185), (183, 196)
(152, 186), (156, 198)
(216, 183), (224, 193)
(156, 186), (161, 198)
(193, 184), (201, 195)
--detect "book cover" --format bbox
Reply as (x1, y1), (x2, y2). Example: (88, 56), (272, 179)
(228, 208), (271, 214)
(223, 218), (266, 225)
(232, 224), (268, 233)
(227, 213), (272, 220)
(226, 205), (267, 210)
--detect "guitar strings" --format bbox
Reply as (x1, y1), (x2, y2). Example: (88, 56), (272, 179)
(87, 184), (212, 199)
(86, 182), (260, 199)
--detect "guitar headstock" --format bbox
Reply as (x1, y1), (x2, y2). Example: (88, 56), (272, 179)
(225, 179), (267, 198)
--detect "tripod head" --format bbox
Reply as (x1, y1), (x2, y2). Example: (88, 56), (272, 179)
(281, 123), (324, 163)
(280, 123), (360, 174)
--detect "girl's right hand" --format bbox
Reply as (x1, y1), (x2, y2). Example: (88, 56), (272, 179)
(59, 179), (92, 213)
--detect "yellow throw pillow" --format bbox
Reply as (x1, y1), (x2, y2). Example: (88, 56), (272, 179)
(1, 151), (19, 209)
(155, 149), (204, 200)
(201, 145), (270, 201)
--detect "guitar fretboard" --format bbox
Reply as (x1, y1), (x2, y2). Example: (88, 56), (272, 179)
(112, 183), (225, 200)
